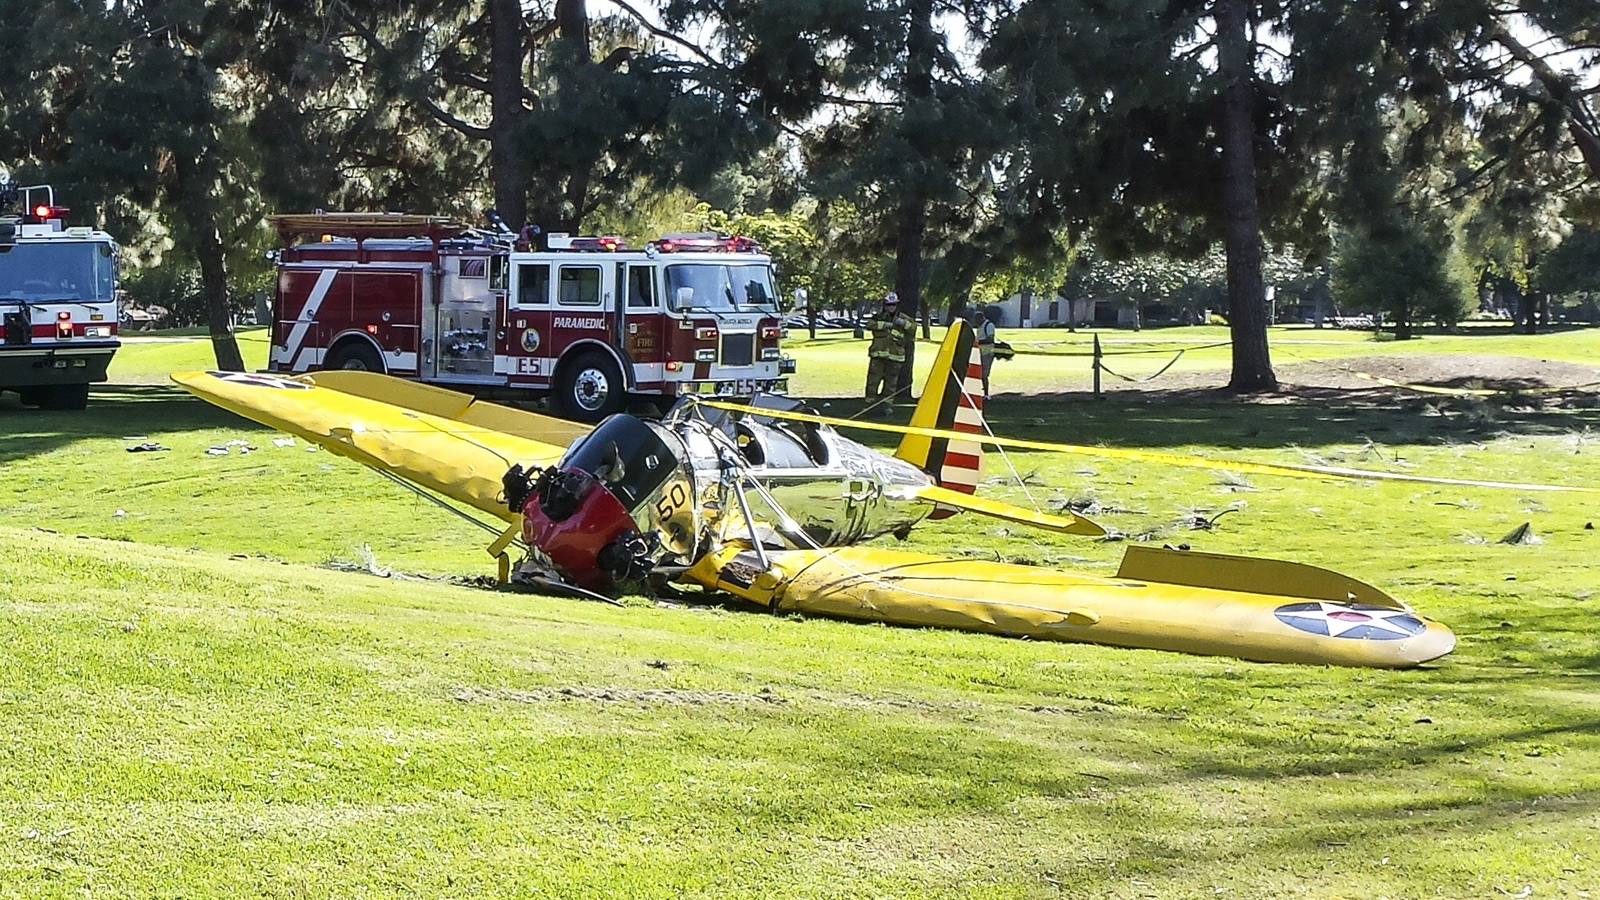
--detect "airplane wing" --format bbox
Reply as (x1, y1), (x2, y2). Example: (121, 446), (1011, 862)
(172, 370), (585, 521)
(683, 543), (1455, 669)
(911, 484), (1106, 536)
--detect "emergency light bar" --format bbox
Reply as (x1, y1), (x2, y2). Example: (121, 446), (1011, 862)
(30, 204), (68, 223)
(649, 233), (763, 254)
(545, 233), (627, 252)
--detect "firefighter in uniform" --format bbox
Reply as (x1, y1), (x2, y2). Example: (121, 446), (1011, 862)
(865, 291), (914, 413)
(970, 308), (998, 398)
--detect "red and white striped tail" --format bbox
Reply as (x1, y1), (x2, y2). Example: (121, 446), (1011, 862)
(937, 346), (987, 495)
(895, 321), (989, 519)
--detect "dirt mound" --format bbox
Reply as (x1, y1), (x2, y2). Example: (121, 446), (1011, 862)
(1282, 354), (1600, 393)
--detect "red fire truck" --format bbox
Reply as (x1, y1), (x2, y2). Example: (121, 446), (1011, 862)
(1, 179), (120, 411)
(267, 214), (795, 421)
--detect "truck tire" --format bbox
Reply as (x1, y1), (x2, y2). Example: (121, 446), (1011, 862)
(324, 340), (385, 373)
(41, 384), (89, 411)
(556, 351), (627, 422)
(17, 387), (47, 408)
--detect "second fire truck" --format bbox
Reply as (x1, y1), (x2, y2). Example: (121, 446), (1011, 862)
(268, 214), (795, 421)
(0, 177), (121, 411)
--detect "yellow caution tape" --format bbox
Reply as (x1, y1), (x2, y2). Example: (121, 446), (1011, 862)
(694, 399), (1598, 493)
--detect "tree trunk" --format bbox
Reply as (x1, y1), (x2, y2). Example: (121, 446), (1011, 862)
(489, 0), (530, 228)
(1215, 0), (1277, 392)
(893, 192), (927, 394)
(1394, 302), (1412, 341)
(947, 293), (968, 326)
(172, 146), (244, 372)
(893, 0), (935, 396)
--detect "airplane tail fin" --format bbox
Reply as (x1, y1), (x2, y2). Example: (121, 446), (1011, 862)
(894, 322), (986, 509)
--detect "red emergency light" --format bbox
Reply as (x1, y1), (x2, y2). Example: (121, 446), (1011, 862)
(652, 234), (762, 254)
(31, 204), (69, 223)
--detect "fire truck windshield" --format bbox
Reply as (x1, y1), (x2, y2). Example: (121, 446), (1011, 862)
(665, 263), (776, 313)
(0, 241), (115, 302)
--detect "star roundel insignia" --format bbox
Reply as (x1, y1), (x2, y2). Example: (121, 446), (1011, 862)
(1274, 601), (1426, 641)
(207, 371), (311, 390)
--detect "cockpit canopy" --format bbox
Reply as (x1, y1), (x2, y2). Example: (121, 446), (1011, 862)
(559, 414), (678, 511)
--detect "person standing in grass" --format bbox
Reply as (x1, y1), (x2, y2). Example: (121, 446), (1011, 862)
(865, 291), (913, 414)
(970, 308), (997, 398)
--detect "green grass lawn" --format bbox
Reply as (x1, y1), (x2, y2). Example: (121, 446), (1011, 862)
(3, 330), (1599, 896)
(785, 324), (1600, 396)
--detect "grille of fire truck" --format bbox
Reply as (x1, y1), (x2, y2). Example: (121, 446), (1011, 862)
(721, 333), (755, 367)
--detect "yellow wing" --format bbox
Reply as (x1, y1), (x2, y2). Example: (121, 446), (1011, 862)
(172, 370), (584, 521)
(685, 543), (1455, 669)
(912, 484), (1106, 536)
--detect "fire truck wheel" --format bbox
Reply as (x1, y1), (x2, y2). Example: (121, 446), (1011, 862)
(324, 340), (385, 374)
(41, 384), (89, 411)
(557, 351), (627, 422)
(17, 387), (47, 408)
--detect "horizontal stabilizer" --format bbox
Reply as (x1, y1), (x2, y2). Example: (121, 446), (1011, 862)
(913, 484), (1106, 536)
(1115, 544), (1404, 608)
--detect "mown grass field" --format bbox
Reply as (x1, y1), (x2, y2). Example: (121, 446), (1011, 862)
(2, 327), (1599, 897)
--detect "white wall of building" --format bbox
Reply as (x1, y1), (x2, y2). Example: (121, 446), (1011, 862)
(985, 293), (1096, 328)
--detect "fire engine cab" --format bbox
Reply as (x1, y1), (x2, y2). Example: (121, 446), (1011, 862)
(0, 177), (120, 411)
(268, 213), (795, 422)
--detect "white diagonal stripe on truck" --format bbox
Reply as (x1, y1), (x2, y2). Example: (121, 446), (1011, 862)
(272, 269), (338, 367)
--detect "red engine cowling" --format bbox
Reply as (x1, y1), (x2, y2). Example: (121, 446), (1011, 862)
(519, 468), (642, 592)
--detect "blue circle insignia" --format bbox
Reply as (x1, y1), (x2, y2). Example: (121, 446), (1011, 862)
(1274, 601), (1426, 641)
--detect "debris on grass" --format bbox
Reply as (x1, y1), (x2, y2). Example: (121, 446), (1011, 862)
(453, 685), (786, 707)
(273, 437), (296, 448)
(327, 544), (394, 578)
(1498, 522), (1542, 545)
(1174, 502), (1246, 531)
(1213, 471), (1256, 493)
(125, 442), (168, 453)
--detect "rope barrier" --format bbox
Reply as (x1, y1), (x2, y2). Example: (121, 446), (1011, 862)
(1096, 349), (1190, 384)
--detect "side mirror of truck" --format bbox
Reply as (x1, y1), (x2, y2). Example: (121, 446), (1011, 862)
(675, 286), (694, 308)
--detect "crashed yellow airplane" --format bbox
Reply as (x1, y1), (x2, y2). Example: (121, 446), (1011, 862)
(173, 323), (1509, 669)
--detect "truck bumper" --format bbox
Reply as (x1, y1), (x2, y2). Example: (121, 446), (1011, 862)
(672, 377), (789, 397)
(0, 342), (118, 389)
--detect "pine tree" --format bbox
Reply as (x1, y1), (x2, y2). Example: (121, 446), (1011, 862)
(339, 0), (758, 231)
(668, 0), (1010, 391)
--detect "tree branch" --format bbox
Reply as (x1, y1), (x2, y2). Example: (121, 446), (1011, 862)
(420, 96), (491, 138)
(598, 46), (636, 71)
(607, 0), (725, 69)
(1482, 15), (1600, 180)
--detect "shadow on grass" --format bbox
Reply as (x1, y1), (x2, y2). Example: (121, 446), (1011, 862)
(0, 383), (263, 464)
